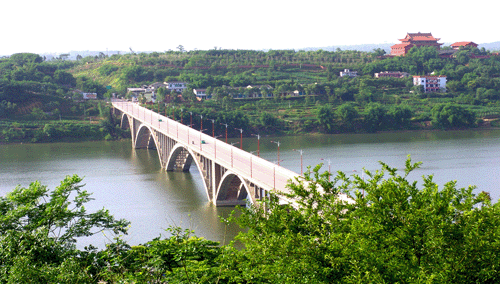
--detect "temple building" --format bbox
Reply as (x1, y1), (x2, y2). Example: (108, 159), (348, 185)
(450, 41), (478, 50)
(391, 32), (443, 56)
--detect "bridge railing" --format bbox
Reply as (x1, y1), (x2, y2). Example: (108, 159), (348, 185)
(112, 100), (299, 194)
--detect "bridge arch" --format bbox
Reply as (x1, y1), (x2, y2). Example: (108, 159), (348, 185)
(166, 143), (214, 201)
(120, 113), (130, 130)
(135, 124), (158, 149)
(215, 171), (251, 206)
(165, 143), (194, 172)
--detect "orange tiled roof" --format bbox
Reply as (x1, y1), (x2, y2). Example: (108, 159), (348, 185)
(451, 41), (477, 47)
(400, 32), (440, 42)
(391, 43), (413, 48)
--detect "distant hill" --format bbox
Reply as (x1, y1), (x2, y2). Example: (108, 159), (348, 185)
(477, 42), (500, 51)
(300, 42), (500, 53)
(23, 41), (500, 60)
(298, 43), (393, 53)
(40, 50), (126, 61)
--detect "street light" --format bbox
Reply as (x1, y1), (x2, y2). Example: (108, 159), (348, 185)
(198, 114), (203, 131)
(235, 128), (243, 150)
(210, 119), (215, 137)
(189, 111), (193, 127)
(271, 140), (281, 166)
(293, 149), (304, 175)
(220, 123), (228, 143)
(180, 108), (183, 124)
(251, 134), (261, 157)
(200, 129), (208, 151)
(230, 142), (239, 167)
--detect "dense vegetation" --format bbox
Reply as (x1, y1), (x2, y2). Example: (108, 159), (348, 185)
(1, 157), (499, 283)
(2, 46), (500, 143)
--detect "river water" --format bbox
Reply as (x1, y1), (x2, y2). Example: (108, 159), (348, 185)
(1, 129), (499, 247)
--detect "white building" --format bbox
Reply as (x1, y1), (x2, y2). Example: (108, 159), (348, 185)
(374, 71), (410, 78)
(193, 89), (210, 100)
(165, 82), (187, 93)
(340, 69), (358, 77)
(82, 92), (97, 100)
(413, 75), (447, 93)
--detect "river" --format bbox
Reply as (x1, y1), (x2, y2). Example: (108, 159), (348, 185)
(1, 129), (499, 248)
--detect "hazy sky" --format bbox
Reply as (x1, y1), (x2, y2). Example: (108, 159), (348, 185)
(2, 0), (497, 56)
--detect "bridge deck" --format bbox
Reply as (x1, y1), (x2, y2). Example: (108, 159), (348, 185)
(112, 100), (300, 196)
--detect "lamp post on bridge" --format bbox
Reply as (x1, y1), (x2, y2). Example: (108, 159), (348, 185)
(293, 149), (304, 175)
(221, 123), (228, 143)
(214, 135), (222, 160)
(180, 108), (183, 124)
(235, 128), (243, 150)
(251, 134), (261, 157)
(271, 140), (281, 166)
(189, 111), (193, 128)
(230, 142), (239, 167)
(200, 129), (208, 151)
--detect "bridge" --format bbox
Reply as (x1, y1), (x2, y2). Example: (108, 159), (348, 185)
(112, 100), (300, 206)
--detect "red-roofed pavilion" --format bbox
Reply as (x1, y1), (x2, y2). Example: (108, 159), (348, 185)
(450, 41), (478, 50)
(391, 32), (443, 56)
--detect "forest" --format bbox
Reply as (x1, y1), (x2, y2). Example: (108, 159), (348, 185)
(1, 45), (500, 143)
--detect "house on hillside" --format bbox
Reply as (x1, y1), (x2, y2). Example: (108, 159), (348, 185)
(165, 82), (187, 93)
(82, 93), (97, 100)
(340, 69), (358, 77)
(413, 75), (447, 93)
(193, 89), (210, 100)
(374, 71), (409, 78)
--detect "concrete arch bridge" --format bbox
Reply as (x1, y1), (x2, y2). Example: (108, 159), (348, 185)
(112, 100), (299, 207)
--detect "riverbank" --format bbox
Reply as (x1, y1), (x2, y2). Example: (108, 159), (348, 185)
(2, 117), (499, 145)
(0, 119), (130, 144)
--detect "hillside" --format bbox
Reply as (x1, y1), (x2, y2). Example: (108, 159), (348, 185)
(2, 46), (500, 143)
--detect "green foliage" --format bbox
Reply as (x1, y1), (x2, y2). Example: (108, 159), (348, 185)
(317, 104), (335, 132)
(98, 64), (119, 76)
(363, 102), (387, 132)
(53, 70), (76, 87)
(431, 103), (476, 128)
(230, 157), (500, 283)
(0, 175), (130, 282)
(336, 103), (358, 130)
(1, 159), (499, 282)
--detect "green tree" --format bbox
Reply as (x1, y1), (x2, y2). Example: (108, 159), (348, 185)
(335, 103), (358, 130)
(229, 157), (500, 283)
(317, 105), (335, 132)
(363, 102), (387, 132)
(431, 103), (476, 129)
(388, 104), (413, 129)
(0, 175), (129, 282)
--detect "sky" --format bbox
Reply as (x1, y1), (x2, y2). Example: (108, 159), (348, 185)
(1, 0), (498, 56)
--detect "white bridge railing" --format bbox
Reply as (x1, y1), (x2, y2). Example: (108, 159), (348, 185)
(112, 100), (300, 195)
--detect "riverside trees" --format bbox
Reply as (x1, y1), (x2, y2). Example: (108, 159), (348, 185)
(1, 157), (499, 283)
(229, 156), (500, 283)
